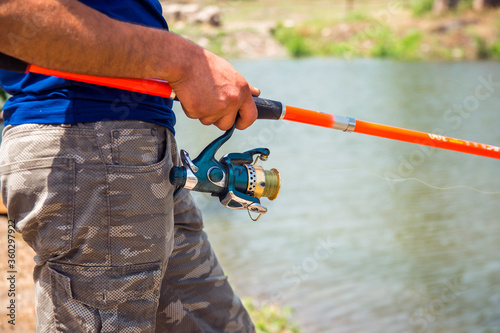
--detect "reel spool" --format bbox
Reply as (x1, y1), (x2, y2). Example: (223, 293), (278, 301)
(169, 125), (280, 220)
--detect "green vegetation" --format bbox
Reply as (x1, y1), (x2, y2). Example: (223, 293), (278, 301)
(243, 298), (300, 333)
(410, 0), (475, 16)
(270, 5), (500, 60)
(271, 23), (312, 57)
(475, 35), (491, 59)
(457, 0), (474, 12)
(491, 40), (500, 58)
(0, 89), (6, 115)
(272, 19), (426, 60)
(474, 35), (500, 59)
(411, 0), (435, 16)
(371, 29), (423, 59)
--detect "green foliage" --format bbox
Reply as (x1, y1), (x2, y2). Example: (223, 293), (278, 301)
(343, 10), (370, 22)
(370, 29), (423, 60)
(272, 23), (312, 57)
(243, 298), (300, 333)
(457, 0), (473, 12)
(475, 35), (491, 59)
(411, 0), (434, 16)
(0, 88), (7, 117)
(491, 40), (500, 59)
(0, 89), (6, 103)
(273, 18), (425, 60)
(473, 35), (500, 60)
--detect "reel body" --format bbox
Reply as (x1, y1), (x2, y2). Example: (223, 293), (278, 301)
(169, 126), (280, 220)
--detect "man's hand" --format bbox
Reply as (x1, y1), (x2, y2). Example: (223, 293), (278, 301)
(166, 44), (260, 131)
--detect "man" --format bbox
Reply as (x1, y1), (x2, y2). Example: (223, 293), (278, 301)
(0, 0), (258, 331)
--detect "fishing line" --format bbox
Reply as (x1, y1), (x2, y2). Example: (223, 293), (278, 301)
(286, 153), (500, 195)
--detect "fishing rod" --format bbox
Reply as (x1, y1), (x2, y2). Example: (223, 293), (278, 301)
(1, 53), (499, 219)
(255, 99), (500, 160)
(1, 52), (498, 160)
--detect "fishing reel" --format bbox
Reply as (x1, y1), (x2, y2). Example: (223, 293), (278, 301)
(169, 125), (280, 221)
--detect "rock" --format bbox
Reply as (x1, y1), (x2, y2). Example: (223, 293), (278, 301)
(193, 6), (221, 27)
(431, 19), (479, 33)
(163, 3), (221, 27)
(163, 4), (200, 22)
(222, 30), (288, 59)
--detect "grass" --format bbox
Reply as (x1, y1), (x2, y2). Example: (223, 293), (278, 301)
(271, 18), (425, 60)
(491, 40), (500, 58)
(410, 0), (434, 17)
(474, 34), (500, 60)
(370, 29), (424, 59)
(271, 22), (313, 57)
(243, 298), (300, 333)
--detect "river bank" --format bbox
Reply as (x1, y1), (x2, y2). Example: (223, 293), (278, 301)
(163, 0), (500, 60)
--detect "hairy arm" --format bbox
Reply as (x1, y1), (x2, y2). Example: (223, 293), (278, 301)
(0, 0), (258, 130)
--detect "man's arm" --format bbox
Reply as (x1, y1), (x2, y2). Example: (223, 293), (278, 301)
(0, 0), (259, 130)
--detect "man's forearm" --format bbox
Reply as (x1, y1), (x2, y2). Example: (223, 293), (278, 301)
(0, 0), (195, 82)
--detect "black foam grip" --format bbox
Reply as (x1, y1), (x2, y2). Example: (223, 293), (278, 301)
(0, 53), (28, 73)
(254, 97), (284, 120)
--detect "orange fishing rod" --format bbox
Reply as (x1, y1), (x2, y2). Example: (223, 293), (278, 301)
(254, 100), (500, 159)
(1, 52), (499, 159)
(0, 52), (176, 99)
(29, 64), (177, 99)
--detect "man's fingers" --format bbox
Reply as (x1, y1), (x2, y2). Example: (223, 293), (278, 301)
(249, 84), (261, 97)
(211, 85), (259, 130)
(235, 92), (258, 130)
(234, 83), (260, 130)
(213, 112), (237, 131)
(181, 81), (260, 131)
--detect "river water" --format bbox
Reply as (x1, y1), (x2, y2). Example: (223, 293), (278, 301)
(175, 58), (500, 332)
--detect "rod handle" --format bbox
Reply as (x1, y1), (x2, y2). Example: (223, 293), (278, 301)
(254, 97), (285, 120)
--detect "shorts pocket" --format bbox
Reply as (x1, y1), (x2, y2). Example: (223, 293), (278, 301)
(47, 261), (162, 332)
(0, 157), (75, 263)
(111, 128), (164, 166)
(106, 130), (174, 266)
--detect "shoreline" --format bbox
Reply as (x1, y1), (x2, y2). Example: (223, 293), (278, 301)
(163, 1), (500, 61)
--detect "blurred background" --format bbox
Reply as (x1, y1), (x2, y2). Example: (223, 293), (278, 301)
(1, 1), (500, 332)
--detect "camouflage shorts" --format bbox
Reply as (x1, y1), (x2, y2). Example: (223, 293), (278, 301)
(0, 121), (254, 332)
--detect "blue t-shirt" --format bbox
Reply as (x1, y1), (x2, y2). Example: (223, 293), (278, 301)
(0, 0), (175, 133)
